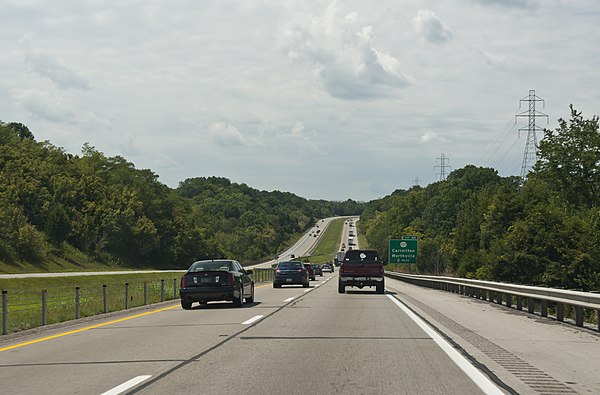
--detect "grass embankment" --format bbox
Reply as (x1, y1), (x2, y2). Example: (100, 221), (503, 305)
(0, 242), (146, 274)
(303, 218), (345, 264)
(0, 272), (183, 334)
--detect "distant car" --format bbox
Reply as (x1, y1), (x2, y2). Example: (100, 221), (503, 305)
(273, 261), (309, 288)
(304, 263), (316, 280)
(312, 264), (323, 276)
(179, 259), (254, 309)
(322, 264), (333, 273)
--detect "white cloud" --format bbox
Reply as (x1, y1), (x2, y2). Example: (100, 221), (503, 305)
(208, 122), (246, 147)
(280, 1), (411, 100)
(24, 51), (91, 90)
(12, 89), (74, 123)
(474, 0), (536, 9)
(419, 131), (448, 144)
(412, 9), (453, 44)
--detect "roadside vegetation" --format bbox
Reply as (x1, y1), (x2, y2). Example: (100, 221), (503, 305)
(361, 106), (600, 291)
(0, 272), (183, 334)
(0, 121), (363, 273)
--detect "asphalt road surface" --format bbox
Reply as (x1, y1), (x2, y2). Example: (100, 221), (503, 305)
(2, 272), (599, 394)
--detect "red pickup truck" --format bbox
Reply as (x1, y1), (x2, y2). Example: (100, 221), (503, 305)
(338, 249), (385, 294)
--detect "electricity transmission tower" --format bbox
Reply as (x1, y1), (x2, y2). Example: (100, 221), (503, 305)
(413, 177), (420, 187)
(434, 153), (450, 181)
(515, 89), (548, 180)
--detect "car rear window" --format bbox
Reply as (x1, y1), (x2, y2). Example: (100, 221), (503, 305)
(343, 251), (380, 262)
(278, 261), (303, 269)
(189, 260), (232, 272)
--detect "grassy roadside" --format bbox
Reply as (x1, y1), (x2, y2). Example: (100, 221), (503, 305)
(303, 218), (345, 264)
(0, 272), (184, 335)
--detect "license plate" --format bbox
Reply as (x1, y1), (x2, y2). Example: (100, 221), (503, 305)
(286, 278), (293, 282)
(201, 277), (214, 283)
(355, 277), (367, 281)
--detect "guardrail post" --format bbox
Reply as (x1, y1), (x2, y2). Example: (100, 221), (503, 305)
(144, 282), (148, 305)
(2, 290), (7, 336)
(575, 306), (583, 327)
(557, 303), (564, 321)
(103, 285), (107, 313)
(173, 279), (177, 299)
(505, 293), (512, 308)
(75, 287), (80, 319)
(42, 290), (47, 326)
(541, 300), (548, 317)
(516, 296), (523, 310)
(161, 280), (165, 302)
(527, 298), (535, 314)
(125, 283), (129, 309)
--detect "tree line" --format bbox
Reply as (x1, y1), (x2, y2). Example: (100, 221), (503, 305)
(360, 106), (600, 291)
(0, 122), (362, 269)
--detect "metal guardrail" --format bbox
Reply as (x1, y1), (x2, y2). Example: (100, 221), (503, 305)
(386, 272), (600, 332)
(2, 269), (275, 336)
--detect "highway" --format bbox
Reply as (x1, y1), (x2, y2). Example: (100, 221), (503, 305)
(2, 217), (600, 394)
(2, 271), (599, 394)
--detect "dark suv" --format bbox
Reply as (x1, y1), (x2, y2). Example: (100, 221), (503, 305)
(273, 261), (309, 288)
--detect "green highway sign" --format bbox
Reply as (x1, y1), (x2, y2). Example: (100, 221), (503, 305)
(389, 237), (418, 264)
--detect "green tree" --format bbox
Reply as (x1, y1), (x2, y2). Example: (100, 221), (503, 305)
(534, 105), (600, 208)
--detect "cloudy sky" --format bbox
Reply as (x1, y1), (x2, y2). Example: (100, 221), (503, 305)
(1, 0), (599, 201)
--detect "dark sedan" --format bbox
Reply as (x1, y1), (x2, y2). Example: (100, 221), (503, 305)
(312, 264), (323, 276)
(179, 259), (254, 309)
(273, 261), (309, 288)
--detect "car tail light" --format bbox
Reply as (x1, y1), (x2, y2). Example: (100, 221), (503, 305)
(379, 266), (384, 275)
(227, 273), (234, 286)
(180, 276), (186, 289)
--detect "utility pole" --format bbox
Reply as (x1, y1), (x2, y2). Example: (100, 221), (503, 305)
(434, 153), (450, 181)
(515, 89), (548, 180)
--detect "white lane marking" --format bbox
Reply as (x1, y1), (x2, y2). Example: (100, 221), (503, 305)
(315, 284), (321, 287)
(303, 289), (310, 293)
(284, 297), (295, 302)
(101, 375), (152, 395)
(386, 295), (503, 395)
(242, 315), (264, 325)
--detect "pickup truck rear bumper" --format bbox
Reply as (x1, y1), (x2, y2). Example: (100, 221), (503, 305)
(340, 276), (384, 286)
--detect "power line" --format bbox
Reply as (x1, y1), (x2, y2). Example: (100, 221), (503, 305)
(434, 153), (450, 181)
(515, 89), (548, 180)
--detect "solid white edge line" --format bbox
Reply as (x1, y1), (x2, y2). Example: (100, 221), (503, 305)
(284, 297), (295, 302)
(242, 315), (264, 325)
(101, 375), (152, 395)
(386, 294), (503, 395)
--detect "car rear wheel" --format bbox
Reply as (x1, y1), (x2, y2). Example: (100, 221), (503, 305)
(376, 283), (385, 294)
(273, 283), (281, 288)
(181, 300), (192, 310)
(246, 284), (254, 303)
(338, 281), (345, 294)
(233, 284), (243, 307)
(303, 280), (309, 288)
